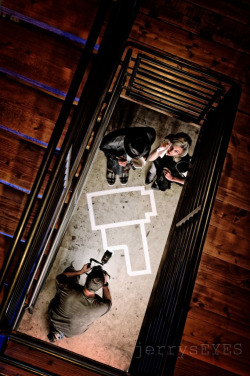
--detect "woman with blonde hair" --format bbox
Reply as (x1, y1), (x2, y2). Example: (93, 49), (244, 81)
(145, 132), (192, 191)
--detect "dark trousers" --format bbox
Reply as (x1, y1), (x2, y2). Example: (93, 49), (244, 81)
(107, 157), (130, 175)
(151, 159), (171, 191)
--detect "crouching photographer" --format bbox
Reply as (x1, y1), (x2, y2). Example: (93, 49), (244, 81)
(47, 262), (111, 342)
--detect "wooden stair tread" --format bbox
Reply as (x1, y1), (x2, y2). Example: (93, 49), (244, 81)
(141, 0), (250, 53)
(0, 233), (12, 269)
(174, 351), (241, 376)
(0, 127), (58, 192)
(130, 15), (249, 85)
(0, 75), (73, 146)
(4, 0), (104, 42)
(0, 183), (40, 239)
(0, 18), (81, 93)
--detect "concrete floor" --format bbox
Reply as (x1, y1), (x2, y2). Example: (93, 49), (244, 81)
(18, 99), (199, 371)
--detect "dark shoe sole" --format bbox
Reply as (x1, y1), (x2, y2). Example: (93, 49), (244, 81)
(151, 181), (159, 190)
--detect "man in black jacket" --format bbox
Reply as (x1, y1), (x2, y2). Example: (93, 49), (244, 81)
(99, 127), (156, 185)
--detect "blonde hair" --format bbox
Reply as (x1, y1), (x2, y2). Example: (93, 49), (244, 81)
(165, 132), (192, 162)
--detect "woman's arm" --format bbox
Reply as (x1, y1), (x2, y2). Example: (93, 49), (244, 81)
(149, 141), (171, 161)
(163, 168), (185, 185)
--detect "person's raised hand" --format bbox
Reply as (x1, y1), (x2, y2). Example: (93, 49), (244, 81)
(80, 263), (92, 274)
(157, 141), (171, 153)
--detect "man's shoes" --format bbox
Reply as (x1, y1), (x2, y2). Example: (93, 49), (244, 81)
(106, 170), (116, 186)
(151, 181), (159, 190)
(47, 331), (56, 343)
(119, 170), (129, 185)
(47, 329), (64, 343)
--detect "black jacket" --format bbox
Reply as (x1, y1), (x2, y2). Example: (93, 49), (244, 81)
(100, 127), (156, 160)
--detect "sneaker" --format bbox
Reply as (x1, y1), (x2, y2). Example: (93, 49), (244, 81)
(47, 329), (64, 342)
(119, 171), (129, 185)
(47, 331), (56, 343)
(106, 170), (116, 186)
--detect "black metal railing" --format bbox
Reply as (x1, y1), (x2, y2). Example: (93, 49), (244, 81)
(0, 331), (127, 376)
(0, 0), (139, 329)
(129, 83), (241, 376)
(26, 49), (132, 315)
(0, 0), (112, 293)
(122, 43), (235, 123)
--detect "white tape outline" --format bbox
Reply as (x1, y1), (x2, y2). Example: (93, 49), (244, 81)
(86, 186), (157, 276)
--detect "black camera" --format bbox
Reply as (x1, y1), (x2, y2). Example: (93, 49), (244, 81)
(101, 250), (113, 264)
(87, 250), (113, 269)
(87, 250), (113, 280)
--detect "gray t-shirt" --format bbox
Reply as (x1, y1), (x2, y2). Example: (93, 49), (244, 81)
(49, 274), (111, 337)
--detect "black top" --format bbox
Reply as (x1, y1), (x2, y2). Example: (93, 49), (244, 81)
(157, 154), (191, 179)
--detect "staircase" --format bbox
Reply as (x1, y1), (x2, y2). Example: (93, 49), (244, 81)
(0, 1), (137, 375)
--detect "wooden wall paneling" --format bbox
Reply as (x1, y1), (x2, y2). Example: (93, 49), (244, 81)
(203, 228), (249, 269)
(130, 14), (249, 85)
(215, 189), (249, 214)
(3, 0), (104, 42)
(215, 176), (250, 212)
(221, 151), (250, 187)
(140, 0), (250, 53)
(177, 352), (244, 376)
(174, 352), (239, 376)
(0, 75), (73, 146)
(0, 234), (11, 269)
(174, 341), (247, 376)
(182, 0), (250, 24)
(215, 127), (250, 213)
(191, 281), (249, 325)
(187, 303), (249, 340)
(229, 127), (250, 156)
(236, 87), (250, 115)
(0, 18), (82, 93)
(180, 322), (249, 375)
(0, 184), (40, 239)
(217, 176), (250, 208)
(198, 250), (249, 289)
(0, 233), (25, 289)
(209, 200), (250, 243)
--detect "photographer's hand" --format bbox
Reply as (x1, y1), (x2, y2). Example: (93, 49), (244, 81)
(80, 263), (92, 274)
(102, 273), (112, 303)
(63, 263), (92, 278)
